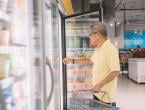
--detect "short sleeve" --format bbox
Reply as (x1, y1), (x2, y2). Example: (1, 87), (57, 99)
(108, 48), (120, 71)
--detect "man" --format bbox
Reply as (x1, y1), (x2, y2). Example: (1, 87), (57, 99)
(63, 22), (120, 106)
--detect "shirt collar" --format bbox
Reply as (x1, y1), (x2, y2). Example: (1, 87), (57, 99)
(96, 39), (110, 51)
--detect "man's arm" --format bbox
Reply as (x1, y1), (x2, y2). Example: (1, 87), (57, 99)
(92, 71), (119, 93)
(63, 58), (93, 65)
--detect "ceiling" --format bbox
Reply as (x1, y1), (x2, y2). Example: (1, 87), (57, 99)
(115, 0), (145, 22)
(60, 0), (145, 28)
(115, 0), (145, 29)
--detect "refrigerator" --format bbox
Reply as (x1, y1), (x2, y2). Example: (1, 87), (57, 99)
(61, 9), (102, 110)
(0, 0), (62, 110)
(128, 58), (145, 83)
(0, 0), (103, 110)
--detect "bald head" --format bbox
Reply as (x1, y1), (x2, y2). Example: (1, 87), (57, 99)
(90, 22), (107, 37)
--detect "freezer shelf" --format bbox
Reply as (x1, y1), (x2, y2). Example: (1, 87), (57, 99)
(68, 98), (119, 110)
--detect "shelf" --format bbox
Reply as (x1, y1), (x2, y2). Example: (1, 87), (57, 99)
(66, 48), (83, 51)
(11, 67), (26, 75)
(0, 11), (10, 21)
(67, 88), (91, 92)
(67, 83), (88, 91)
(12, 74), (27, 82)
(11, 42), (27, 47)
(66, 18), (99, 22)
(0, 77), (14, 89)
(0, 46), (12, 53)
(66, 27), (90, 29)
(66, 34), (89, 37)
(15, 98), (28, 109)
(67, 74), (92, 79)
(66, 48), (94, 51)
(85, 48), (94, 51)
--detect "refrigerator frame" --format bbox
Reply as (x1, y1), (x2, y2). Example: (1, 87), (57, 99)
(59, 4), (102, 110)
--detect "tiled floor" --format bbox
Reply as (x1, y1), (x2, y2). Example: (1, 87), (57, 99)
(117, 75), (145, 110)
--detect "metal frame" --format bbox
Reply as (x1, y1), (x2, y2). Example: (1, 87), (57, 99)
(120, 8), (145, 11)
(39, 0), (47, 110)
(64, 10), (101, 19)
(60, 12), (67, 110)
(39, 1), (59, 110)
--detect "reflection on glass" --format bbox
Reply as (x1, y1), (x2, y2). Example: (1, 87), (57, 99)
(44, 3), (61, 110)
(30, 0), (44, 109)
(1, 0), (61, 110)
(65, 15), (99, 109)
(0, 0), (29, 110)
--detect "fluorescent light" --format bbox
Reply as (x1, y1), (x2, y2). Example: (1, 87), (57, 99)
(117, 22), (120, 25)
(126, 21), (130, 25)
(110, 23), (114, 26)
(126, 22), (129, 25)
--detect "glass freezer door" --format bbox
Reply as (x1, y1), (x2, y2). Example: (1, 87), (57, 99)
(0, 0), (62, 110)
(0, 0), (31, 110)
(28, 0), (62, 110)
(44, 2), (62, 110)
(64, 11), (101, 110)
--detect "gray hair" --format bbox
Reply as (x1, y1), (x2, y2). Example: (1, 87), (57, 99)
(90, 22), (107, 37)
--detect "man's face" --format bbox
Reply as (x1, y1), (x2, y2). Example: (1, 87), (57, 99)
(89, 31), (100, 48)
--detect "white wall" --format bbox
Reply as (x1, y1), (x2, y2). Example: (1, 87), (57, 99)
(105, 22), (124, 49)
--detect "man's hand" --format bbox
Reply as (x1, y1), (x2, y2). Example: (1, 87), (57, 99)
(63, 57), (93, 65)
(63, 58), (73, 64)
(91, 83), (103, 93)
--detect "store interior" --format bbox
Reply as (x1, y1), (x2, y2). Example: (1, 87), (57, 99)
(0, 0), (145, 110)
(62, 0), (145, 110)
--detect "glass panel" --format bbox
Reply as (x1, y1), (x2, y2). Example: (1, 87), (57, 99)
(27, 0), (44, 109)
(0, 0), (62, 110)
(0, 0), (29, 110)
(27, 0), (62, 110)
(44, 2), (61, 110)
(65, 13), (100, 109)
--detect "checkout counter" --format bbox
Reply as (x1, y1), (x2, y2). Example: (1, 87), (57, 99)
(128, 58), (145, 83)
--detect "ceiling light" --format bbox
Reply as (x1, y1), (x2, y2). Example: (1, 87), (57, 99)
(134, 30), (137, 33)
(117, 22), (120, 25)
(110, 23), (114, 26)
(126, 21), (130, 24)
(126, 22), (130, 25)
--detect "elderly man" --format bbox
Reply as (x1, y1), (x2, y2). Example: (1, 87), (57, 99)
(64, 22), (120, 106)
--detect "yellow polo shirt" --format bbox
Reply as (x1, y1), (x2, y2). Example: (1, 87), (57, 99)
(90, 40), (120, 103)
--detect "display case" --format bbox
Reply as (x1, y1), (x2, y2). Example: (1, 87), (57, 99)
(128, 58), (145, 83)
(0, 0), (29, 110)
(65, 18), (99, 101)
(0, 0), (62, 110)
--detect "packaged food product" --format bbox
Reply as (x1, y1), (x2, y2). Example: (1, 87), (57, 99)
(0, 30), (10, 46)
(0, 54), (11, 79)
(0, 0), (8, 12)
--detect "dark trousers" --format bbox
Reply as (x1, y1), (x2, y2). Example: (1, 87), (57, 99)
(93, 95), (116, 107)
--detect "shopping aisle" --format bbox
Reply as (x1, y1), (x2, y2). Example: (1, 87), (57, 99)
(117, 75), (145, 110)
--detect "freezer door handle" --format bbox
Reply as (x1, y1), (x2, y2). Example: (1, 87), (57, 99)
(46, 57), (54, 106)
